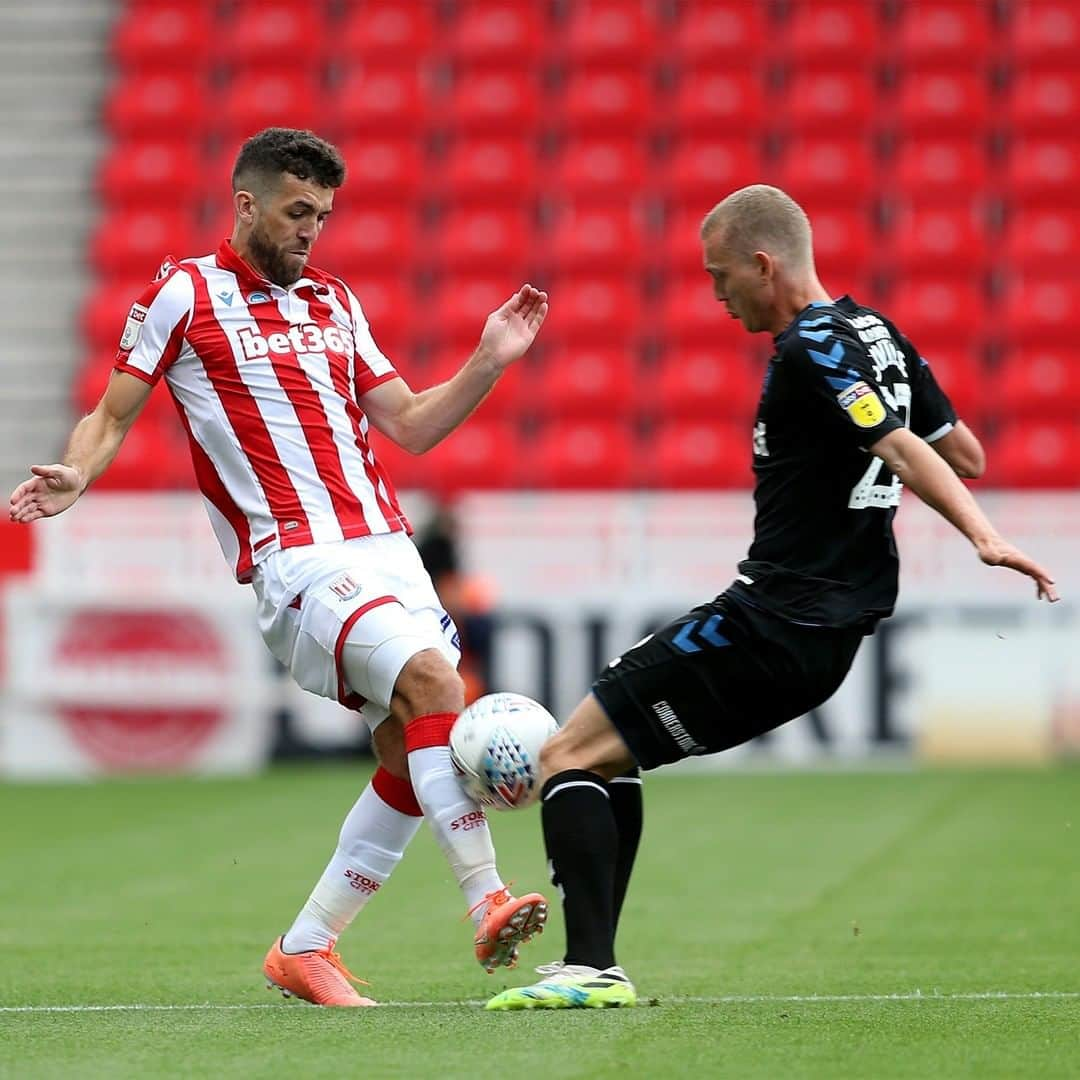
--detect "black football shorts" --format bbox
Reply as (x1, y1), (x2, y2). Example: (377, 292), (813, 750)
(591, 592), (865, 770)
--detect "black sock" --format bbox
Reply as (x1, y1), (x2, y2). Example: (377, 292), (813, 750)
(609, 768), (643, 932)
(542, 769), (617, 970)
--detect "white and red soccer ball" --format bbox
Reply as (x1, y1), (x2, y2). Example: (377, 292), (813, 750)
(449, 692), (559, 810)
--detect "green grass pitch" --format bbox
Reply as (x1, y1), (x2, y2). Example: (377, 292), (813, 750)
(1, 765), (1078, 1078)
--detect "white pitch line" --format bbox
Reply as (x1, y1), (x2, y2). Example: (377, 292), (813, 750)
(1, 991), (1077, 1013)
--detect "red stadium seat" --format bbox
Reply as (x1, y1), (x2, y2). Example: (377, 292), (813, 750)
(657, 209), (714, 277)
(93, 411), (196, 491)
(669, 70), (766, 135)
(651, 347), (761, 423)
(658, 273), (751, 349)
(424, 345), (529, 419)
(663, 139), (764, 211)
(104, 71), (210, 138)
(97, 140), (204, 210)
(435, 208), (530, 273)
(431, 277), (523, 344)
(542, 276), (643, 344)
(334, 137), (425, 204)
(218, 71), (327, 139)
(781, 71), (880, 134)
(771, 137), (879, 207)
(894, 72), (991, 134)
(336, 67), (430, 134)
(1004, 138), (1080, 206)
(998, 347), (1080, 421)
(1000, 278), (1074, 344)
(339, 2), (436, 62)
(339, 275), (413, 356)
(891, 138), (990, 204)
(531, 419), (636, 488)
(560, 2), (655, 68)
(550, 139), (650, 202)
(89, 209), (196, 277)
(890, 206), (989, 276)
(365, 430), (428, 492)
(425, 420), (527, 493)
(670, 2), (770, 67)
(785, 1), (883, 68)
(1002, 209), (1080, 271)
(111, 3), (213, 70)
(1010, 1), (1080, 70)
(560, 71), (654, 136)
(314, 206), (419, 276)
(806, 208), (876, 279)
(529, 347), (638, 420)
(546, 207), (648, 274)
(648, 421), (748, 489)
(217, 2), (326, 70)
(885, 280), (987, 348)
(446, 2), (547, 68)
(988, 421), (1080, 488)
(442, 138), (540, 206)
(444, 70), (542, 134)
(82, 278), (152, 351)
(1005, 70), (1080, 135)
(895, 1), (996, 69)
(914, 348), (985, 424)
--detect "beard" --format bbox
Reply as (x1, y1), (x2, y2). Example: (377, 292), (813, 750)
(247, 224), (305, 287)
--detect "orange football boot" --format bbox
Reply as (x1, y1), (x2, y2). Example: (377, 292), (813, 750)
(472, 887), (549, 973)
(263, 937), (377, 1007)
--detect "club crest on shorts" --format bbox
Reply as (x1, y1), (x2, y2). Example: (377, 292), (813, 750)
(329, 573), (361, 601)
(837, 380), (886, 429)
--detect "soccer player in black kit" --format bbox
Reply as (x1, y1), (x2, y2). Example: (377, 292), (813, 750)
(486, 185), (1059, 1010)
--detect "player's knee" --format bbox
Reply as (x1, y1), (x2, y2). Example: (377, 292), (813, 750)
(393, 648), (465, 718)
(371, 718), (409, 778)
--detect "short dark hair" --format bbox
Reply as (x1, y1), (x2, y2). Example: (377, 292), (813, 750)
(232, 128), (346, 193)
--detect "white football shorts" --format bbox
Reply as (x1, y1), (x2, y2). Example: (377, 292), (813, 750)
(251, 531), (461, 730)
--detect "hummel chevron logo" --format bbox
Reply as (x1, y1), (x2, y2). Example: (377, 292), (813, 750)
(218, 291), (235, 306)
(672, 615), (730, 654)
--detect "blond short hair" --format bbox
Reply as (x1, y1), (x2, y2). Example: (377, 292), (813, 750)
(700, 185), (813, 269)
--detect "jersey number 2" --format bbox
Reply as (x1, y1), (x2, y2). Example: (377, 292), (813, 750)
(847, 383), (911, 510)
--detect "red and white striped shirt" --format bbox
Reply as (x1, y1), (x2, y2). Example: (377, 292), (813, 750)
(115, 239), (410, 582)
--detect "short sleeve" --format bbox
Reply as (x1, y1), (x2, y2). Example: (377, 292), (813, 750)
(783, 318), (906, 449)
(908, 356), (958, 443)
(113, 260), (195, 386)
(342, 284), (399, 395)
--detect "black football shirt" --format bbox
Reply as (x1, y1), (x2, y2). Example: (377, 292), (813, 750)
(727, 295), (957, 629)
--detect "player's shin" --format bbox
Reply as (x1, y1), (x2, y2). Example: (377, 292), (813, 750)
(404, 711), (503, 915)
(609, 767), (643, 931)
(282, 766), (423, 953)
(542, 769), (618, 970)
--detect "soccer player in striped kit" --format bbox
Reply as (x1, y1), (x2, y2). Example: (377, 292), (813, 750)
(9, 128), (550, 1007)
(487, 185), (1059, 1011)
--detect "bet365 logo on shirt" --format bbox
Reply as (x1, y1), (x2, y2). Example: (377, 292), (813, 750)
(236, 323), (355, 360)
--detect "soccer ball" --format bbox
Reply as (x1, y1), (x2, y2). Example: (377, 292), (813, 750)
(449, 692), (559, 811)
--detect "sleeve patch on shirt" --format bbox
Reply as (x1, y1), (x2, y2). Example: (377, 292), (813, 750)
(837, 380), (886, 428)
(118, 303), (149, 351)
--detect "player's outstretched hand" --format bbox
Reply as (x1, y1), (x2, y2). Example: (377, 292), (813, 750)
(975, 536), (1059, 602)
(8, 464), (82, 523)
(478, 284), (549, 368)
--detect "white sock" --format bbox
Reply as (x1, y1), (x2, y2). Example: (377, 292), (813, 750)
(283, 773), (422, 953)
(406, 712), (504, 923)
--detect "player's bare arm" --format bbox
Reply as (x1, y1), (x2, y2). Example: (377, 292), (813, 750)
(871, 426), (1058, 602)
(929, 421), (985, 479)
(361, 284), (548, 453)
(8, 370), (151, 523)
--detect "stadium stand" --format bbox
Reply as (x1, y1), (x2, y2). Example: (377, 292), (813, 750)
(70, 0), (1080, 495)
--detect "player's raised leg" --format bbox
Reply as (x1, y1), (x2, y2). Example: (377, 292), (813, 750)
(391, 648), (547, 972)
(487, 693), (637, 1010)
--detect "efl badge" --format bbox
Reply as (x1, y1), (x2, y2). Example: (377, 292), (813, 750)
(837, 381), (886, 429)
(118, 303), (149, 351)
(329, 573), (361, 601)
